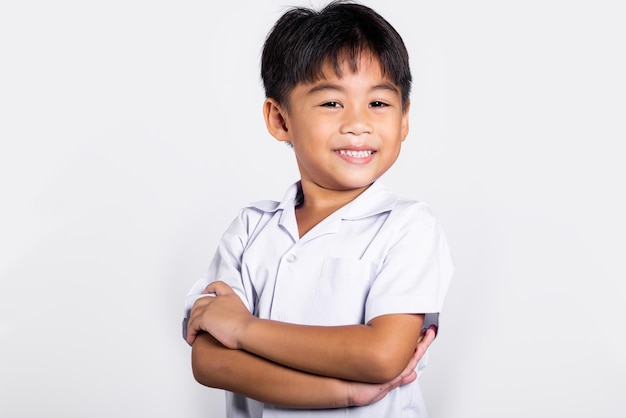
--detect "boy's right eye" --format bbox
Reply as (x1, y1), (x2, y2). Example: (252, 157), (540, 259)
(321, 101), (342, 108)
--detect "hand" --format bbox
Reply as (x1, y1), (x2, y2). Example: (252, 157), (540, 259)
(186, 281), (253, 348)
(347, 326), (437, 406)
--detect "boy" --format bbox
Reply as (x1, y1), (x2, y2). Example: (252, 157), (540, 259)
(184, 1), (453, 417)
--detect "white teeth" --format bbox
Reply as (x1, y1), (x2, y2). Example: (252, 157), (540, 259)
(338, 150), (373, 158)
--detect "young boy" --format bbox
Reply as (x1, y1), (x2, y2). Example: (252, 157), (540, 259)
(183, 2), (453, 417)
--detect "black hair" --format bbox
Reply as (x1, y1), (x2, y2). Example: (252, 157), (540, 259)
(261, 1), (412, 110)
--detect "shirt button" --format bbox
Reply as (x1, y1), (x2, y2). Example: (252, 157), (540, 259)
(286, 253), (297, 263)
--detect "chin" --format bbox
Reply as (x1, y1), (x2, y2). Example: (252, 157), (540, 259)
(333, 178), (377, 191)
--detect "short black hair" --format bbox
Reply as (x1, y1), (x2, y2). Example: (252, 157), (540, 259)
(261, 1), (411, 110)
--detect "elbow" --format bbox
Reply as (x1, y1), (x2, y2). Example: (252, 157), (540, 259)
(191, 356), (205, 386)
(191, 335), (223, 388)
(361, 346), (410, 383)
(191, 342), (210, 386)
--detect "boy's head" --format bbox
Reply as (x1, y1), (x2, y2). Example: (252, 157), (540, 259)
(261, 1), (411, 111)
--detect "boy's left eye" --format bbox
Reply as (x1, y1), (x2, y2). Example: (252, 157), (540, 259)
(369, 101), (388, 108)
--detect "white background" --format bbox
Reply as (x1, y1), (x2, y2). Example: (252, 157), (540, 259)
(1, 1), (625, 417)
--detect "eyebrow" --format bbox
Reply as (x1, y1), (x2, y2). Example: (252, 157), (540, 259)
(306, 82), (399, 95)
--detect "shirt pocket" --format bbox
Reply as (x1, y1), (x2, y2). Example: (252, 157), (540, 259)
(309, 257), (378, 325)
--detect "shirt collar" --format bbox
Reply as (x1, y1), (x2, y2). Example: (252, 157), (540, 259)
(250, 180), (398, 219)
(342, 181), (398, 219)
(249, 182), (300, 213)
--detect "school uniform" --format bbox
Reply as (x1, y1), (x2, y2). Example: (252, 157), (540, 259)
(184, 180), (453, 417)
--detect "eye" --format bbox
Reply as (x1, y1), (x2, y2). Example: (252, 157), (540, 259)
(321, 101), (342, 108)
(369, 101), (389, 108)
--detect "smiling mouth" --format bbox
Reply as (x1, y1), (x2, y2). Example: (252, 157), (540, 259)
(336, 150), (375, 158)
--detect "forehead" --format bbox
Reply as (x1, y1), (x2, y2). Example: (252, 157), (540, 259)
(319, 51), (387, 82)
(284, 51), (401, 109)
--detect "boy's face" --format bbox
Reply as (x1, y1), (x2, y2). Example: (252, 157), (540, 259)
(267, 54), (409, 193)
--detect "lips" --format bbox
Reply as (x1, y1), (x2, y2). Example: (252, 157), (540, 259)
(334, 148), (376, 164)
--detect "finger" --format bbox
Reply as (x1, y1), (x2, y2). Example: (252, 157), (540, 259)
(403, 347), (421, 374)
(186, 298), (210, 345)
(203, 280), (233, 296)
(186, 310), (208, 345)
(399, 369), (417, 386)
(186, 319), (198, 345)
(389, 365), (417, 390)
(186, 308), (204, 344)
(416, 326), (436, 354)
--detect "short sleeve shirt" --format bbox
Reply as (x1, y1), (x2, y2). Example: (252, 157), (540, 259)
(184, 181), (454, 418)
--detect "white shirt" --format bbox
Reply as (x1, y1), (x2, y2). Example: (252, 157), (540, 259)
(185, 181), (453, 418)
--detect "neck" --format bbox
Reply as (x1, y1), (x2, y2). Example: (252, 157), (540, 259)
(294, 179), (372, 238)
(298, 179), (371, 211)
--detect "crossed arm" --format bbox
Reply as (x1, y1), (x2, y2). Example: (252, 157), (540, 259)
(187, 281), (437, 408)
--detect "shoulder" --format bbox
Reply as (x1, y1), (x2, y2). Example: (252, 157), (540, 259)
(222, 182), (299, 240)
(226, 201), (278, 236)
(380, 194), (450, 255)
(344, 182), (435, 222)
(348, 182), (442, 235)
(388, 196), (439, 231)
(393, 196), (436, 218)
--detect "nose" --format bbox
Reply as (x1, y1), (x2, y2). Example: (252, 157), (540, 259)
(340, 106), (372, 136)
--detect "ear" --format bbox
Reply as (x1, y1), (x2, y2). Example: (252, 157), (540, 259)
(400, 100), (410, 142)
(263, 98), (291, 142)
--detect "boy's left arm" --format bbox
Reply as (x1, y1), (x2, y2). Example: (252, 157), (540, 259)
(187, 206), (453, 384)
(187, 281), (424, 384)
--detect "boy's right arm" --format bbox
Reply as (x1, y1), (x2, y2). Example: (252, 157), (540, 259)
(191, 330), (432, 408)
(186, 209), (436, 406)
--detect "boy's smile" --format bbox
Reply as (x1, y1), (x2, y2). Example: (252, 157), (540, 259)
(264, 53), (410, 203)
(336, 149), (375, 163)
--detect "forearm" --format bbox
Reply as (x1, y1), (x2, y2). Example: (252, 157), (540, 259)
(239, 314), (424, 383)
(191, 333), (351, 408)
(189, 282), (425, 383)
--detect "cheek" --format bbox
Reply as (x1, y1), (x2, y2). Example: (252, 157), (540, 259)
(294, 124), (331, 148)
(381, 124), (405, 145)
(289, 117), (319, 140)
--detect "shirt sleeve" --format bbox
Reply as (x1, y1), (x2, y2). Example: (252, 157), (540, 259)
(182, 208), (258, 341)
(364, 201), (454, 325)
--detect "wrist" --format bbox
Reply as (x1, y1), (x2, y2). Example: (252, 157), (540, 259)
(345, 381), (357, 407)
(237, 315), (259, 351)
